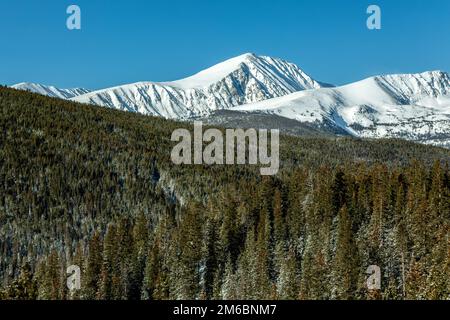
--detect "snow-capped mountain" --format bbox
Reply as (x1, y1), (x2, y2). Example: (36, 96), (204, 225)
(233, 71), (450, 147)
(11, 82), (90, 99)
(71, 53), (326, 119)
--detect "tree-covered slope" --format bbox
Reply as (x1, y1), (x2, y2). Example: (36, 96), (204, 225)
(0, 87), (449, 300)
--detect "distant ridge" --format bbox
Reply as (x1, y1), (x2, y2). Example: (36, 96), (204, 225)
(10, 55), (449, 147)
(11, 82), (90, 99)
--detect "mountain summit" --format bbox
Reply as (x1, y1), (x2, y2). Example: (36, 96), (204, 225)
(70, 53), (326, 119)
(10, 55), (449, 147)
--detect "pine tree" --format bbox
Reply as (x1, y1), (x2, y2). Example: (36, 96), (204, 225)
(221, 257), (237, 300)
(142, 240), (160, 300)
(144, 213), (173, 300)
(235, 229), (257, 299)
(299, 236), (328, 299)
(38, 249), (63, 300)
(219, 194), (240, 265)
(115, 218), (134, 299)
(173, 203), (203, 299)
(276, 246), (298, 300)
(255, 207), (272, 299)
(405, 259), (427, 299)
(424, 227), (450, 299)
(83, 231), (103, 299)
(331, 170), (347, 215)
(128, 213), (148, 300)
(331, 205), (359, 299)
(5, 263), (37, 299)
(273, 189), (286, 244)
(203, 219), (219, 299)
(99, 224), (117, 300)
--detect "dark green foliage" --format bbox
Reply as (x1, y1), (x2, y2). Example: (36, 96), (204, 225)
(0, 87), (449, 300)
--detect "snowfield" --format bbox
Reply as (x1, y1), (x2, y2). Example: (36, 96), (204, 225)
(234, 70), (450, 147)
(69, 53), (326, 119)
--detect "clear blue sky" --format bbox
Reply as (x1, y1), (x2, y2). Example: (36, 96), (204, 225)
(1, 0), (449, 89)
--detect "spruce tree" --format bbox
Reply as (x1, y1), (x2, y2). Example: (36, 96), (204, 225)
(332, 205), (359, 299)
(83, 231), (103, 299)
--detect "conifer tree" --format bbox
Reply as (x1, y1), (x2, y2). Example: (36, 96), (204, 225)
(174, 203), (203, 299)
(221, 257), (237, 300)
(235, 229), (257, 299)
(128, 213), (148, 300)
(276, 247), (298, 300)
(116, 218), (134, 299)
(332, 205), (359, 299)
(203, 219), (220, 299)
(83, 231), (103, 299)
(38, 250), (63, 300)
(273, 189), (285, 244)
(5, 263), (37, 299)
(99, 224), (117, 300)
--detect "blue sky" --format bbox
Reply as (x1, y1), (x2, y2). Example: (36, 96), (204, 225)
(0, 0), (449, 89)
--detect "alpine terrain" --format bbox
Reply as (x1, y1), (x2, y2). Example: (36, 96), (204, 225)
(11, 82), (91, 99)
(233, 71), (450, 147)
(10, 54), (450, 147)
(69, 53), (326, 119)
(1, 86), (449, 300)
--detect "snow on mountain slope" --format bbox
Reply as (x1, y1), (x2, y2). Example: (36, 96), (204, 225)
(11, 82), (91, 99)
(71, 53), (326, 119)
(10, 56), (449, 147)
(234, 71), (450, 146)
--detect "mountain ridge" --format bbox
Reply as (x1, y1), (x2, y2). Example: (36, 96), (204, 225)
(11, 82), (91, 99)
(9, 54), (449, 147)
(69, 53), (326, 118)
(233, 70), (450, 147)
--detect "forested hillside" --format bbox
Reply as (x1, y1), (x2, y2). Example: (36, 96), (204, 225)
(0, 87), (449, 300)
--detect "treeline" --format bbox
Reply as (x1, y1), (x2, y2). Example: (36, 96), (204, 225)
(0, 87), (449, 300)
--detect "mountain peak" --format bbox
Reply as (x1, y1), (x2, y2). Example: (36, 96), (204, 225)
(237, 52), (258, 59)
(160, 53), (323, 92)
(71, 54), (325, 118)
(162, 53), (260, 89)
